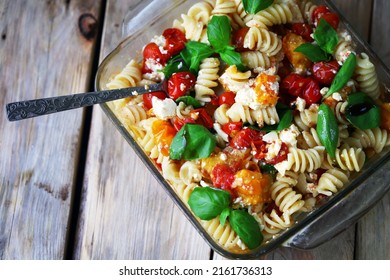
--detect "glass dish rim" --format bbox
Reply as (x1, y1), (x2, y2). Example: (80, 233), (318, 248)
(95, 0), (390, 259)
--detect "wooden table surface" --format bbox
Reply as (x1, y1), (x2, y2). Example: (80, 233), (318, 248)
(1, 0), (389, 260)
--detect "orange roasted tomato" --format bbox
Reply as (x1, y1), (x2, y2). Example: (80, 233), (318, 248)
(151, 120), (177, 156)
(232, 169), (272, 206)
(254, 72), (279, 107)
(282, 32), (312, 72)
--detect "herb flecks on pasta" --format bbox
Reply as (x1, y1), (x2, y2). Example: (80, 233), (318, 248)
(106, 0), (390, 253)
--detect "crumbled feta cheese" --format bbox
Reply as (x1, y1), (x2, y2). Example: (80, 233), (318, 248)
(152, 97), (177, 120)
(339, 30), (352, 42)
(151, 35), (166, 48)
(265, 140), (282, 161)
(279, 124), (300, 147)
(295, 97), (306, 112)
(320, 87), (329, 96)
(332, 92), (343, 101)
(274, 160), (290, 176)
(144, 59), (165, 81)
(263, 131), (279, 143)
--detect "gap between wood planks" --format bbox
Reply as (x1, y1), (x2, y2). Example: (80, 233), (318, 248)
(63, 0), (108, 260)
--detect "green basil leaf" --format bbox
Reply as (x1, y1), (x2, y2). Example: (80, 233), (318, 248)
(219, 208), (231, 226)
(294, 43), (332, 62)
(242, 0), (274, 14)
(175, 96), (202, 108)
(229, 209), (263, 250)
(314, 18), (339, 54)
(317, 103), (339, 158)
(345, 92), (381, 130)
(207, 16), (231, 52)
(169, 124), (216, 160)
(161, 55), (189, 79)
(219, 47), (246, 72)
(188, 187), (231, 220)
(260, 164), (277, 179)
(180, 41), (215, 73)
(324, 53), (356, 98)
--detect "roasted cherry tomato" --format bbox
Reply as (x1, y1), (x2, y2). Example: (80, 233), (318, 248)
(312, 5), (331, 25)
(281, 73), (308, 97)
(320, 12), (340, 30)
(162, 28), (187, 56)
(167, 72), (196, 100)
(230, 128), (263, 150)
(291, 23), (313, 42)
(143, 91), (167, 110)
(191, 108), (214, 129)
(312, 60), (340, 86)
(211, 164), (237, 197)
(172, 116), (196, 132)
(232, 27), (250, 52)
(222, 121), (243, 138)
(142, 42), (170, 64)
(218, 91), (236, 106)
(266, 142), (289, 165)
(151, 120), (177, 156)
(302, 78), (322, 105)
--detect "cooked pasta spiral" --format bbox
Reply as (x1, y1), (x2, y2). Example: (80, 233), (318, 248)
(324, 147), (366, 172)
(333, 39), (354, 64)
(117, 104), (147, 129)
(214, 104), (231, 125)
(316, 168), (350, 197)
(260, 209), (293, 237)
(297, 0), (317, 24)
(200, 218), (241, 249)
(355, 53), (381, 100)
(106, 59), (142, 89)
(241, 51), (272, 69)
(195, 58), (220, 102)
(352, 128), (390, 153)
(226, 103), (255, 124)
(300, 128), (322, 148)
(246, 3), (294, 28)
(219, 65), (251, 92)
(293, 104), (319, 131)
(332, 101), (349, 125)
(250, 106), (279, 127)
(243, 27), (282, 56)
(284, 146), (325, 173)
(179, 161), (203, 185)
(212, 0), (236, 15)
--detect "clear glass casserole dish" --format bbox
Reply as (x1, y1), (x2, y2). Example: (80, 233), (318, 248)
(95, 0), (390, 259)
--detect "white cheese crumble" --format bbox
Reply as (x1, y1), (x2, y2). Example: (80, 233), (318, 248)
(279, 124), (300, 147)
(332, 92), (343, 101)
(320, 87), (329, 96)
(152, 96), (177, 120)
(295, 97), (306, 112)
(263, 131), (279, 143)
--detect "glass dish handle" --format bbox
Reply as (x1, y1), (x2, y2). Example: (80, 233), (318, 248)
(283, 159), (390, 249)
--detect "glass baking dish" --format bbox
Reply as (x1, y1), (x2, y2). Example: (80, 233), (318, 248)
(95, 0), (390, 259)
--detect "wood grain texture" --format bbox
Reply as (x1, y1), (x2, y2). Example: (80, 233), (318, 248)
(74, 0), (211, 259)
(355, 0), (390, 260)
(0, 0), (101, 259)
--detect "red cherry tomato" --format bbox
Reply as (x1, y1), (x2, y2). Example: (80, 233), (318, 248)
(222, 122), (243, 137)
(312, 60), (340, 86)
(291, 23), (313, 42)
(320, 13), (340, 30)
(302, 78), (321, 105)
(211, 164), (236, 197)
(143, 91), (167, 110)
(172, 116), (196, 131)
(143, 42), (170, 64)
(230, 128), (263, 150)
(167, 72), (196, 100)
(266, 142), (289, 165)
(191, 108), (214, 129)
(162, 28), (187, 56)
(312, 5), (331, 25)
(281, 73), (308, 97)
(232, 27), (250, 52)
(218, 91), (236, 106)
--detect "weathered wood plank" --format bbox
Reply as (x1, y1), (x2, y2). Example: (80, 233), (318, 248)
(75, 0), (211, 259)
(355, 0), (390, 260)
(0, 0), (102, 259)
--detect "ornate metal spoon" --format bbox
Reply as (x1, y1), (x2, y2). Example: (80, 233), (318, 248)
(6, 82), (166, 121)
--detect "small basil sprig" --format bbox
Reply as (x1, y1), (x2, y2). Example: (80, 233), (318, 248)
(345, 92), (381, 130)
(169, 124), (216, 160)
(161, 55), (189, 79)
(294, 43), (332, 63)
(229, 210), (263, 250)
(188, 187), (230, 220)
(260, 164), (277, 179)
(317, 103), (339, 158)
(242, 0), (274, 14)
(314, 18), (339, 54)
(180, 41), (214, 73)
(175, 96), (202, 108)
(323, 53), (356, 99)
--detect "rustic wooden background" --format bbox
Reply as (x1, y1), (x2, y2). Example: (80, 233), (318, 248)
(0, 0), (389, 260)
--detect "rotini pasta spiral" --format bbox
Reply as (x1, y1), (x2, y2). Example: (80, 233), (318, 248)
(219, 65), (251, 92)
(260, 209), (293, 238)
(117, 104), (147, 129)
(243, 27), (282, 56)
(250, 106), (279, 128)
(332, 101), (349, 125)
(241, 51), (272, 69)
(226, 103), (255, 124)
(214, 104), (231, 125)
(106, 59), (142, 89)
(246, 3), (294, 29)
(324, 147), (366, 172)
(355, 53), (381, 100)
(195, 58), (220, 102)
(352, 128), (390, 153)
(297, 0), (317, 24)
(282, 146), (325, 173)
(179, 161), (203, 185)
(200, 218), (241, 249)
(333, 38), (354, 64)
(293, 104), (319, 131)
(316, 168), (350, 197)
(212, 0), (236, 15)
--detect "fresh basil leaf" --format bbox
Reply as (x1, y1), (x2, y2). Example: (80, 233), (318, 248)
(170, 124), (216, 160)
(324, 53), (356, 99)
(207, 16), (231, 52)
(175, 96), (202, 108)
(314, 18), (339, 54)
(219, 208), (231, 226)
(317, 103), (339, 158)
(294, 43), (332, 62)
(161, 55), (189, 79)
(219, 47), (246, 72)
(260, 164), (277, 179)
(229, 209), (263, 250)
(242, 0), (274, 14)
(345, 92), (381, 130)
(180, 41), (215, 73)
(188, 187), (231, 220)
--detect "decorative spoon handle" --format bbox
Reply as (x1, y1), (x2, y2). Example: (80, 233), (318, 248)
(6, 82), (165, 121)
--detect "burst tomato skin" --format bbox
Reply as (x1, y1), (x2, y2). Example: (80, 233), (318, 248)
(167, 72), (196, 100)
(172, 116), (196, 132)
(312, 5), (340, 29)
(312, 60), (340, 86)
(230, 128), (263, 150)
(143, 91), (167, 110)
(218, 91), (236, 106)
(321, 13), (340, 30)
(232, 27), (250, 52)
(191, 108), (214, 129)
(266, 142), (289, 165)
(281, 73), (308, 97)
(162, 28), (187, 56)
(312, 5), (331, 25)
(211, 164), (237, 197)
(143, 42), (170, 64)
(291, 23), (313, 42)
(302, 78), (322, 105)
(222, 122), (243, 138)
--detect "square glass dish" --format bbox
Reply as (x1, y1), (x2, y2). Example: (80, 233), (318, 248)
(95, 0), (390, 259)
